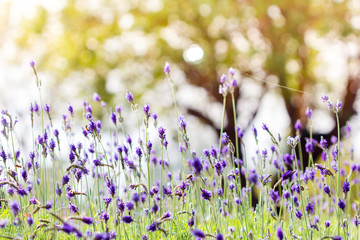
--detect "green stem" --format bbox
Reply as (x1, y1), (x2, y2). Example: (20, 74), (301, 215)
(230, 93), (239, 160)
(336, 113), (341, 236)
(219, 96), (227, 152)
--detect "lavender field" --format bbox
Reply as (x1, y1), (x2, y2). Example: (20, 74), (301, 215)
(0, 61), (357, 240)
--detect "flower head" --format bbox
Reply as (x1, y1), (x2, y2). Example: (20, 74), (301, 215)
(126, 91), (134, 103)
(92, 92), (101, 102)
(276, 227), (284, 240)
(192, 157), (203, 176)
(9, 200), (20, 216)
(342, 179), (350, 195)
(269, 190), (280, 204)
(323, 184), (331, 196)
(306, 202), (314, 214)
(200, 188), (212, 201)
(305, 107), (312, 119)
(338, 198), (346, 211)
(294, 119), (302, 130)
(164, 62), (170, 75)
(81, 216), (94, 225)
(191, 229), (205, 239)
(122, 215), (133, 224)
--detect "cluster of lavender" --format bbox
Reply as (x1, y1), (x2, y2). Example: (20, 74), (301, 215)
(0, 62), (357, 240)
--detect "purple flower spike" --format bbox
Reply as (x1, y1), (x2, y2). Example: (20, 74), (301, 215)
(82, 216), (94, 225)
(336, 99), (342, 110)
(306, 202), (314, 214)
(276, 227), (284, 240)
(191, 228), (205, 239)
(126, 91), (134, 103)
(9, 200), (20, 216)
(216, 233), (224, 240)
(228, 67), (235, 76)
(323, 184), (331, 196)
(252, 125), (257, 138)
(321, 94), (329, 102)
(269, 190), (280, 204)
(93, 92), (101, 102)
(27, 217), (34, 226)
(192, 157), (203, 176)
(122, 215), (133, 224)
(143, 103), (150, 117)
(158, 127), (166, 140)
(338, 198), (346, 211)
(110, 111), (117, 125)
(44, 104), (50, 113)
(0, 219), (8, 229)
(164, 62), (170, 75)
(324, 221), (330, 228)
(282, 170), (294, 181)
(220, 74), (227, 83)
(294, 119), (302, 130)
(343, 179), (350, 195)
(305, 107), (312, 119)
(231, 79), (237, 87)
(146, 221), (159, 232)
(200, 188), (212, 201)
(30, 61), (35, 68)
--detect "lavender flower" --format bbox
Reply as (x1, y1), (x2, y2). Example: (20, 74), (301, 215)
(192, 157), (203, 176)
(188, 217), (195, 227)
(323, 184), (331, 196)
(164, 62), (170, 75)
(200, 188), (212, 201)
(110, 111), (117, 125)
(269, 190), (280, 204)
(122, 215), (133, 224)
(81, 216), (94, 225)
(282, 170), (294, 181)
(9, 200), (20, 215)
(220, 74), (227, 83)
(27, 217), (34, 226)
(252, 125), (257, 138)
(305, 107), (312, 119)
(248, 170), (258, 184)
(143, 103), (150, 118)
(324, 221), (331, 228)
(126, 201), (134, 211)
(44, 104), (50, 113)
(158, 127), (166, 140)
(0, 219), (8, 228)
(342, 179), (350, 195)
(353, 217), (360, 227)
(216, 234), (224, 240)
(126, 91), (134, 103)
(321, 94), (329, 102)
(191, 229), (205, 239)
(306, 202), (314, 214)
(338, 198), (346, 211)
(294, 119), (302, 130)
(93, 92), (101, 102)
(276, 227), (284, 240)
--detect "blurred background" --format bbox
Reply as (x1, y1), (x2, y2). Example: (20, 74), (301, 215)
(1, 0), (360, 162)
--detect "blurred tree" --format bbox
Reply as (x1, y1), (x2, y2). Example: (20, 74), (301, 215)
(17, 0), (360, 168)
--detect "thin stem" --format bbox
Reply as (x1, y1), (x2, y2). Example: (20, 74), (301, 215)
(230, 93), (239, 160)
(336, 113), (341, 236)
(219, 96), (227, 152)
